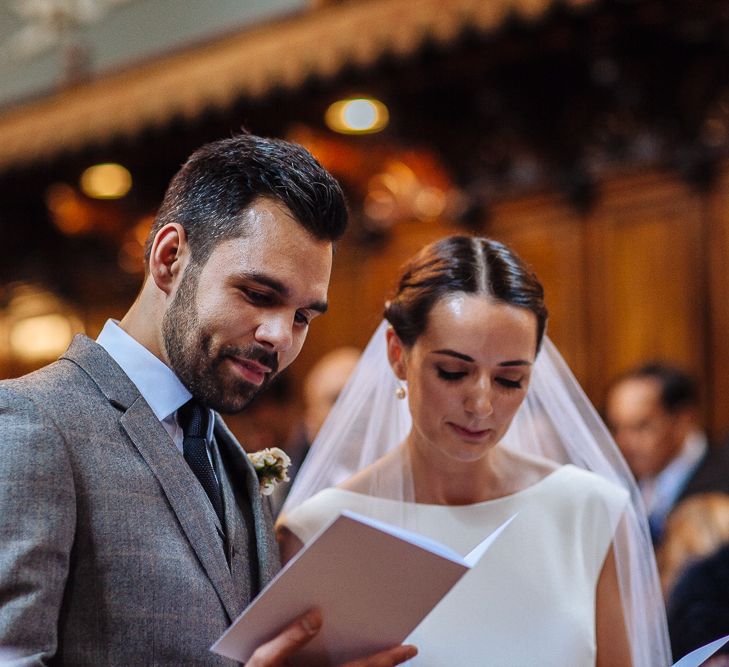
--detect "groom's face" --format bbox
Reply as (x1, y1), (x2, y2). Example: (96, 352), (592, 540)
(162, 197), (333, 414)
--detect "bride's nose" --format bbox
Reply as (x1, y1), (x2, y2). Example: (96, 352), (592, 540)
(464, 377), (494, 418)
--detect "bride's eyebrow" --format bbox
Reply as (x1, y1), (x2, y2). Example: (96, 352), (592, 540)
(432, 349), (473, 362)
(432, 349), (533, 367)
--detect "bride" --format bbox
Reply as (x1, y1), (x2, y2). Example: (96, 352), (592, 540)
(277, 236), (671, 666)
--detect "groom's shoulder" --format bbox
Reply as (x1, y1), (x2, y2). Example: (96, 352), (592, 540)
(0, 335), (110, 407)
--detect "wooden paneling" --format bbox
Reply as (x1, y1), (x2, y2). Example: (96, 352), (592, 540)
(707, 162), (729, 438)
(585, 172), (706, 412)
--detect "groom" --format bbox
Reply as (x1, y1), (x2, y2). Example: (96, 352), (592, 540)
(0, 134), (416, 666)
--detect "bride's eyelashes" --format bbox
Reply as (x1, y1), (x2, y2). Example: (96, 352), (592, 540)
(436, 366), (525, 389)
(495, 377), (523, 389)
(437, 367), (467, 382)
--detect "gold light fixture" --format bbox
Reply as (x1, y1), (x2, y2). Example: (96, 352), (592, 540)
(1, 284), (84, 364)
(80, 163), (132, 199)
(325, 97), (389, 134)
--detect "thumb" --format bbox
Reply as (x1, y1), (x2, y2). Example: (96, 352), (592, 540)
(246, 609), (322, 667)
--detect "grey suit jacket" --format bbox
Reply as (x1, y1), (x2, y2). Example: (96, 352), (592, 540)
(0, 335), (281, 665)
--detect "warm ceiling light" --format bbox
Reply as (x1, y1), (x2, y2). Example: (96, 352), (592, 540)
(80, 163), (132, 199)
(9, 313), (77, 362)
(325, 97), (389, 134)
(46, 183), (92, 234)
(2, 284), (84, 363)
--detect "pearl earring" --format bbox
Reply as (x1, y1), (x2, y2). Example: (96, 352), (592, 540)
(395, 383), (407, 400)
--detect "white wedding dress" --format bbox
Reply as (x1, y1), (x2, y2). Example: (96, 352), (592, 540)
(281, 464), (629, 667)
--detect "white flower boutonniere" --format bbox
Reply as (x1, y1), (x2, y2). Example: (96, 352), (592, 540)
(248, 447), (292, 496)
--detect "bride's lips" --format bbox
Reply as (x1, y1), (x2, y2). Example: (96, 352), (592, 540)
(448, 422), (491, 441)
(228, 357), (271, 386)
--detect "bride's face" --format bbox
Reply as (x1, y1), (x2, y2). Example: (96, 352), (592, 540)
(388, 293), (538, 465)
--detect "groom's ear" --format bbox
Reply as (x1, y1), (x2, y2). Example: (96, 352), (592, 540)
(149, 223), (189, 296)
(386, 327), (408, 380)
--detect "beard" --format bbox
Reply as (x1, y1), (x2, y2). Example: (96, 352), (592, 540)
(162, 265), (279, 414)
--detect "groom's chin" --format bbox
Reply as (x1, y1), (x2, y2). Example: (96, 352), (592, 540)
(209, 379), (269, 416)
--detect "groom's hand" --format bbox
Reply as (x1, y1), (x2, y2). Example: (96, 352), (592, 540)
(245, 609), (417, 666)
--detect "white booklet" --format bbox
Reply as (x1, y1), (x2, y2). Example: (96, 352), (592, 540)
(211, 510), (516, 666)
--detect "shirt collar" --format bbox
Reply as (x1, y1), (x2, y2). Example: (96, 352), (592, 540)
(656, 430), (707, 488)
(96, 319), (192, 422)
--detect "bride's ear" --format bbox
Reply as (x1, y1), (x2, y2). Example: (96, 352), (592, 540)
(386, 327), (408, 380)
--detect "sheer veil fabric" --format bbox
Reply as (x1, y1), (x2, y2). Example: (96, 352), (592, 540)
(281, 321), (672, 667)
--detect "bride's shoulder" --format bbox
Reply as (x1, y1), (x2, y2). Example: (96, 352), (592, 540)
(339, 447), (408, 496)
(502, 451), (628, 508)
(535, 463), (630, 514)
(500, 449), (559, 490)
(339, 465), (377, 494)
(277, 486), (355, 546)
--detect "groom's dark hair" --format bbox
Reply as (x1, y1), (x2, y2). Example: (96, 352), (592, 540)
(145, 132), (348, 268)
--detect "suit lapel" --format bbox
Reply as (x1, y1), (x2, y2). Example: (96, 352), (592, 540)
(120, 400), (239, 621)
(214, 417), (281, 591)
(61, 335), (240, 621)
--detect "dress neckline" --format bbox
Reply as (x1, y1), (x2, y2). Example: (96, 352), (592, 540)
(330, 463), (580, 509)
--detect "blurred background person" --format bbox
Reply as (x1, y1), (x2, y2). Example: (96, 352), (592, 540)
(227, 347), (360, 516)
(656, 492), (729, 599)
(302, 346), (361, 444)
(227, 374), (301, 453)
(289, 345), (361, 484)
(605, 362), (729, 543)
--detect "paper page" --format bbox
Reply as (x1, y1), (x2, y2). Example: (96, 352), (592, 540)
(342, 509), (517, 567)
(464, 513), (518, 566)
(339, 509), (463, 563)
(672, 635), (729, 667)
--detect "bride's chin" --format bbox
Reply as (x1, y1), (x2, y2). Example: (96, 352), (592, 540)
(435, 442), (494, 466)
(408, 432), (495, 467)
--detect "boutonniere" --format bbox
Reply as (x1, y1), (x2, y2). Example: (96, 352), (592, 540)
(247, 447), (292, 496)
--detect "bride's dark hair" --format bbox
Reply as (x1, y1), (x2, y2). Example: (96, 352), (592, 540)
(384, 235), (548, 349)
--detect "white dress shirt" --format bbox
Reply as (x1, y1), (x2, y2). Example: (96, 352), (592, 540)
(96, 320), (215, 455)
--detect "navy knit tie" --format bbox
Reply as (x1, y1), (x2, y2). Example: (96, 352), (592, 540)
(178, 400), (225, 526)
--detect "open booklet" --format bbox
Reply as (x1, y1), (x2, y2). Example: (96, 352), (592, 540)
(211, 510), (516, 666)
